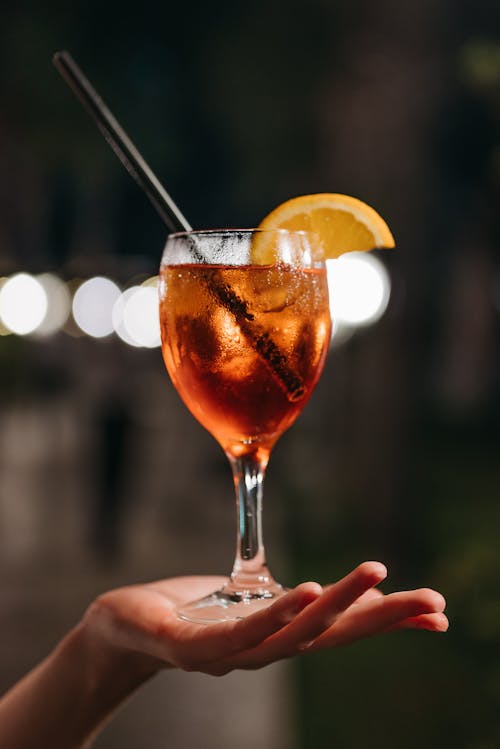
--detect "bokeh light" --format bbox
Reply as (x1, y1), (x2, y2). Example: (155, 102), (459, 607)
(112, 287), (143, 347)
(327, 252), (391, 334)
(112, 281), (161, 348)
(34, 273), (71, 336)
(72, 277), (121, 338)
(0, 273), (48, 335)
(123, 286), (161, 348)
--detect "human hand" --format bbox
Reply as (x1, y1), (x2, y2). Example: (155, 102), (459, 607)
(0, 564), (445, 749)
(83, 562), (448, 678)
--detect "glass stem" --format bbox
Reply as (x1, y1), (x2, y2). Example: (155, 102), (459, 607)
(226, 451), (275, 593)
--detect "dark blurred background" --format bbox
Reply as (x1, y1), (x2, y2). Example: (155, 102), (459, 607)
(1, 1), (500, 747)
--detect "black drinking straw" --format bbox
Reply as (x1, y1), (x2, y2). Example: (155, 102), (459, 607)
(52, 51), (191, 235)
(53, 51), (305, 401)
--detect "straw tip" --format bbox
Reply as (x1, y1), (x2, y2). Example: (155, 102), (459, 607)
(52, 50), (70, 67)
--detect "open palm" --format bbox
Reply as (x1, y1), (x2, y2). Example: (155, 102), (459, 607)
(86, 562), (448, 677)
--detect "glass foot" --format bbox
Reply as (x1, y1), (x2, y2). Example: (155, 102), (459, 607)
(177, 581), (286, 623)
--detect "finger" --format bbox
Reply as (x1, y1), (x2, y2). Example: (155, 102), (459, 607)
(219, 582), (323, 652)
(389, 612), (449, 633)
(273, 562), (388, 648)
(348, 588), (384, 606)
(220, 562), (387, 669)
(163, 582), (322, 667)
(309, 587), (446, 650)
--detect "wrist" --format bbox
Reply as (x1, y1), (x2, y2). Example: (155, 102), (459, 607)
(73, 608), (162, 707)
(46, 612), (162, 745)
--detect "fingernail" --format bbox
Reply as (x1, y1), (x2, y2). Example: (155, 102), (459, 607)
(435, 614), (449, 632)
(361, 561), (388, 581)
(372, 562), (388, 579)
(416, 613), (449, 632)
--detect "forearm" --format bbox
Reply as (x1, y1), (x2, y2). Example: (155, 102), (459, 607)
(0, 621), (159, 749)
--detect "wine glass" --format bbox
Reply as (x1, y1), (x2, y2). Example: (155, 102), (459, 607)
(159, 229), (331, 622)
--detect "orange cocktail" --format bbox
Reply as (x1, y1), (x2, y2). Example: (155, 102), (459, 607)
(160, 263), (331, 460)
(159, 229), (331, 622)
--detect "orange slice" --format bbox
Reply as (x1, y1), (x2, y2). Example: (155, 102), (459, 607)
(253, 193), (395, 264)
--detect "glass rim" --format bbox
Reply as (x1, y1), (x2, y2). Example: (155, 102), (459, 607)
(167, 227), (312, 239)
